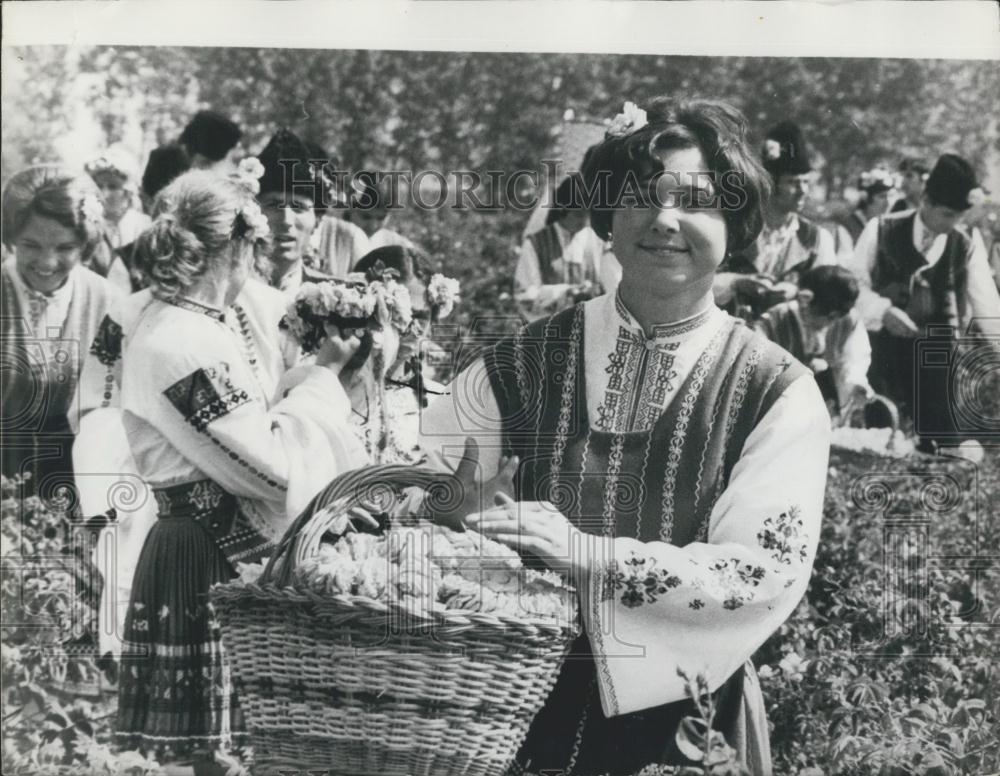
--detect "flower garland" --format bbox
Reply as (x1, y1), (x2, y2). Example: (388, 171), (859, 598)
(279, 272), (417, 355)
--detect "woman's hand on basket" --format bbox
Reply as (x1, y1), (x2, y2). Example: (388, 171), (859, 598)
(466, 493), (590, 579)
(426, 437), (519, 532)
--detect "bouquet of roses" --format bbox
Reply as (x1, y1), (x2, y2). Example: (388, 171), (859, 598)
(280, 280), (377, 355)
(280, 270), (420, 357)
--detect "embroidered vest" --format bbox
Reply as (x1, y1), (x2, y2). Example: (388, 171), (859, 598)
(0, 268), (112, 489)
(484, 305), (806, 545)
(871, 213), (970, 329)
(482, 304), (808, 772)
(528, 224), (567, 284)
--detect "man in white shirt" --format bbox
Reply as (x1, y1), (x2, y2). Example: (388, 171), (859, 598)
(847, 153), (1000, 451)
(715, 120), (836, 319)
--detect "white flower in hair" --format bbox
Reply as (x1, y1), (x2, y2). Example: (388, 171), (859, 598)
(967, 187), (986, 207)
(238, 200), (270, 241)
(860, 167), (894, 191)
(765, 139), (782, 160)
(239, 157), (265, 181)
(236, 157), (266, 194)
(81, 193), (105, 225)
(425, 273), (461, 319)
(606, 101), (648, 138)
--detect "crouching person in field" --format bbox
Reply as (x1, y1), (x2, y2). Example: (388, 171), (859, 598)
(756, 265), (875, 425)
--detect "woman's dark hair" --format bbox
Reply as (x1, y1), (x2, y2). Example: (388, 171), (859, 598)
(1, 165), (105, 260)
(354, 245), (434, 286)
(545, 173), (588, 227)
(582, 98), (770, 255)
(799, 264), (859, 317)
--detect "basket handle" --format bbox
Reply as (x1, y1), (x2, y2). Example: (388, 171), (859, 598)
(259, 464), (447, 588)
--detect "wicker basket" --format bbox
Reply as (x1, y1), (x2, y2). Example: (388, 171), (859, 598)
(211, 464), (580, 776)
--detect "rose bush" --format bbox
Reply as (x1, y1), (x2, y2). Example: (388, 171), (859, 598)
(1, 476), (162, 775)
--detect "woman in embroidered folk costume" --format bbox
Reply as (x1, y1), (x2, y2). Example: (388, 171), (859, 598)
(420, 99), (830, 775)
(1, 165), (119, 495)
(73, 159), (302, 663)
(114, 171), (366, 772)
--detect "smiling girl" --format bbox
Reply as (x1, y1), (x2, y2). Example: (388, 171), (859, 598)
(421, 99), (831, 775)
(1, 165), (119, 492)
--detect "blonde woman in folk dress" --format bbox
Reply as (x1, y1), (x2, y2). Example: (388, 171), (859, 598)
(421, 99), (830, 775)
(113, 171), (366, 774)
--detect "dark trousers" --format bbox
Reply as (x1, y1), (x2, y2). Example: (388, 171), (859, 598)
(868, 330), (956, 441)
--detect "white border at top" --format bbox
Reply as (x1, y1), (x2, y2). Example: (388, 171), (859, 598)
(2, 1), (998, 60)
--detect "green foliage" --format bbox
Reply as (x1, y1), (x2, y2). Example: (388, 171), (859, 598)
(1, 476), (162, 776)
(3, 48), (997, 189)
(754, 449), (1000, 776)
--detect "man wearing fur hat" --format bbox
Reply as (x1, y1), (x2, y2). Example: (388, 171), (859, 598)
(849, 153), (1000, 452)
(256, 128), (334, 296)
(715, 120), (836, 319)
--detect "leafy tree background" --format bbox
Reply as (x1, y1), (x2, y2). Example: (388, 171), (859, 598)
(3, 47), (998, 190)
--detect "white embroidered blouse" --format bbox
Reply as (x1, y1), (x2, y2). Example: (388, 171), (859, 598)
(419, 292), (830, 717)
(114, 289), (364, 538)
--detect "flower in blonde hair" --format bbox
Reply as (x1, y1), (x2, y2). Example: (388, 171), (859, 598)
(236, 156), (266, 195)
(237, 200), (269, 242)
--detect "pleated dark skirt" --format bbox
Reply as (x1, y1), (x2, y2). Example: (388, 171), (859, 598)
(114, 509), (248, 761)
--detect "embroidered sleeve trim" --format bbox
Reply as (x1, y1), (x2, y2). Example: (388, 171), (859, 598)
(90, 314), (123, 367)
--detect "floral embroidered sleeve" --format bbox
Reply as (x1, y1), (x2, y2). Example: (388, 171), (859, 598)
(580, 373), (830, 717)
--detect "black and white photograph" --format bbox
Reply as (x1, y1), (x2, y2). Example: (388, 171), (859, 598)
(2, 2), (999, 775)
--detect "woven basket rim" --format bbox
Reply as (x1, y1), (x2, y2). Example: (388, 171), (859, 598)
(210, 577), (580, 638)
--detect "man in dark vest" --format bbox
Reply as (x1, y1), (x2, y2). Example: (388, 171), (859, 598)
(849, 153), (1000, 452)
(515, 173), (602, 321)
(715, 120), (836, 320)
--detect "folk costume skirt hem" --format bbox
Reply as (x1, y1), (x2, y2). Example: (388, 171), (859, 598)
(114, 513), (247, 761)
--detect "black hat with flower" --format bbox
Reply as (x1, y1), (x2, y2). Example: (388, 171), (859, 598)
(762, 120), (813, 179)
(925, 153), (984, 212)
(256, 128), (331, 212)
